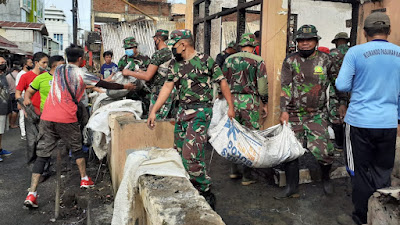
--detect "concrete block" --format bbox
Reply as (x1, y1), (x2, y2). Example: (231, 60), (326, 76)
(108, 113), (175, 193)
(137, 175), (225, 225)
(274, 166), (348, 187)
(368, 187), (400, 225)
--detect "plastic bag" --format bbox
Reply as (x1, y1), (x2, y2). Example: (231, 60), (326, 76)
(208, 115), (305, 168)
(106, 71), (143, 99)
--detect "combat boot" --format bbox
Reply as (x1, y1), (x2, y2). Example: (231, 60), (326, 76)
(274, 159), (300, 199)
(229, 163), (242, 179)
(320, 163), (334, 195)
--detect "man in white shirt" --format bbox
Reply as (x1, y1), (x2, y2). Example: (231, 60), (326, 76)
(16, 58), (33, 139)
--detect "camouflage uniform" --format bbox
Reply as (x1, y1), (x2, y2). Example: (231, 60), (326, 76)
(215, 41), (236, 68)
(118, 37), (151, 116)
(167, 29), (225, 192)
(281, 49), (336, 165)
(149, 29), (176, 119)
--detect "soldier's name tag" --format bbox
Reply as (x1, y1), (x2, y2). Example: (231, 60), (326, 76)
(313, 66), (324, 75)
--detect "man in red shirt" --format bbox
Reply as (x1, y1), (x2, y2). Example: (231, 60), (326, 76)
(15, 52), (48, 164)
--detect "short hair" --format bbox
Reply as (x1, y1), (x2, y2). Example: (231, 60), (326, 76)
(364, 26), (390, 37)
(254, 31), (260, 39)
(157, 35), (168, 42)
(103, 51), (113, 58)
(33, 52), (49, 63)
(65, 44), (84, 63)
(183, 37), (194, 47)
(49, 55), (65, 68)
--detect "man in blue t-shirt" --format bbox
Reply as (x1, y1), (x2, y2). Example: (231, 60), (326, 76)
(336, 12), (400, 225)
(100, 51), (118, 79)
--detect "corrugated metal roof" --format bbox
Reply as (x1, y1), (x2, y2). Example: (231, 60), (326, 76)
(0, 35), (18, 48)
(0, 21), (49, 35)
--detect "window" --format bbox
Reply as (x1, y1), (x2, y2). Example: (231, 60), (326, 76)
(54, 34), (64, 50)
(21, 0), (32, 10)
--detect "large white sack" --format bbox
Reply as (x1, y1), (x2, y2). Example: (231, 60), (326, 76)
(208, 115), (305, 168)
(209, 98), (228, 131)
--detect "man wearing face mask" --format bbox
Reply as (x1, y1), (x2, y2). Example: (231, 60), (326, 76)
(276, 25), (338, 199)
(0, 56), (12, 162)
(118, 37), (150, 72)
(16, 58), (34, 140)
(122, 29), (176, 119)
(147, 29), (235, 209)
(16, 52), (48, 165)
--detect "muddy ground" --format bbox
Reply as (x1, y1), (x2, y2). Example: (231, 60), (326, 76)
(1, 128), (354, 225)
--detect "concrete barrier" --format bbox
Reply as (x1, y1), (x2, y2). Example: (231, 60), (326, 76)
(108, 112), (175, 193)
(368, 187), (400, 225)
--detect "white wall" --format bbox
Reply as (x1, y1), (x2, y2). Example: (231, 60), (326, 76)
(292, 0), (352, 49)
(0, 29), (44, 53)
(45, 21), (71, 55)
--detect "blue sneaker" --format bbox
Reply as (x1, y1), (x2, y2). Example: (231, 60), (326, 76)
(0, 149), (12, 156)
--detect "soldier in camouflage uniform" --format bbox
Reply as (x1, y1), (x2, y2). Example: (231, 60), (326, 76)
(147, 29), (235, 209)
(215, 41), (237, 68)
(222, 33), (268, 186)
(328, 32), (350, 149)
(118, 37), (151, 116)
(122, 29), (176, 119)
(276, 25), (340, 199)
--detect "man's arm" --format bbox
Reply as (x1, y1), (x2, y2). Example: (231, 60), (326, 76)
(257, 61), (269, 118)
(147, 81), (175, 129)
(280, 59), (293, 124)
(83, 72), (135, 90)
(219, 79), (235, 119)
(122, 64), (158, 81)
(335, 50), (355, 92)
(23, 87), (37, 106)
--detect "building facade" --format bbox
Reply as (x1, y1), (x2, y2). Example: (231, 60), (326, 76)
(45, 6), (71, 55)
(0, 0), (44, 23)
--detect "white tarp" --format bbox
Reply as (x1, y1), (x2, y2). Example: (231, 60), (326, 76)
(86, 99), (143, 160)
(112, 148), (189, 225)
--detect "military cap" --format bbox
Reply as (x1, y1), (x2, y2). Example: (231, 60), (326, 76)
(238, 33), (257, 47)
(364, 12), (390, 29)
(123, 37), (138, 49)
(331, 32), (350, 44)
(227, 41), (236, 48)
(153, 29), (169, 38)
(167, 29), (193, 46)
(295, 25), (321, 41)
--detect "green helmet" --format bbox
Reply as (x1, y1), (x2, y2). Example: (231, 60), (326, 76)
(295, 25), (321, 41)
(153, 29), (169, 38)
(123, 37), (138, 49)
(238, 33), (257, 47)
(227, 41), (236, 48)
(168, 29), (193, 46)
(331, 32), (350, 44)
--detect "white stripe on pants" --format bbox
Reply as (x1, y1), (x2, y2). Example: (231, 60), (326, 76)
(19, 110), (25, 137)
(345, 124), (354, 175)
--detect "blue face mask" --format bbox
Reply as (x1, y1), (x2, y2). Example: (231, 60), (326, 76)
(125, 49), (134, 57)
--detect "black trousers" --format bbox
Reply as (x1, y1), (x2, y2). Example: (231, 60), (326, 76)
(344, 124), (396, 224)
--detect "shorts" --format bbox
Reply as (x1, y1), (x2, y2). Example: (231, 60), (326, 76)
(36, 120), (82, 158)
(0, 115), (8, 134)
(10, 93), (18, 112)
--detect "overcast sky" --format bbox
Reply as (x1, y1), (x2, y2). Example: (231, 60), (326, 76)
(44, 0), (186, 31)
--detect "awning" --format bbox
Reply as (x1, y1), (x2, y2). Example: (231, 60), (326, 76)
(0, 46), (32, 55)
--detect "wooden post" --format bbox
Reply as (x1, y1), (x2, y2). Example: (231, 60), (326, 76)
(261, 0), (288, 128)
(185, 0), (194, 31)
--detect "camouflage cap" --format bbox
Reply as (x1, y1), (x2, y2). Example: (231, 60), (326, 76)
(167, 29), (193, 46)
(331, 32), (350, 44)
(295, 25), (321, 41)
(238, 33), (257, 47)
(153, 29), (169, 38)
(227, 41), (236, 48)
(123, 37), (138, 49)
(364, 12), (390, 29)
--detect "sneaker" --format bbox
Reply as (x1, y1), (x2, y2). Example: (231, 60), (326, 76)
(229, 173), (242, 179)
(0, 149), (12, 156)
(24, 194), (38, 208)
(241, 177), (256, 186)
(21, 136), (27, 140)
(80, 177), (95, 188)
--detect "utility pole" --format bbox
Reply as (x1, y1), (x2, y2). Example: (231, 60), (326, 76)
(72, 0), (78, 45)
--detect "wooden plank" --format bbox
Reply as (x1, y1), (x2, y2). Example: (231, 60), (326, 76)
(185, 0), (194, 31)
(261, 0), (289, 128)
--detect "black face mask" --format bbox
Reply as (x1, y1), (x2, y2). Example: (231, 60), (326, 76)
(172, 47), (183, 62)
(0, 64), (7, 72)
(27, 66), (33, 70)
(299, 49), (316, 58)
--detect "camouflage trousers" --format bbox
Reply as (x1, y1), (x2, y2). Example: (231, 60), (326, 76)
(290, 113), (334, 165)
(328, 84), (341, 125)
(149, 87), (176, 119)
(233, 93), (260, 129)
(174, 106), (212, 192)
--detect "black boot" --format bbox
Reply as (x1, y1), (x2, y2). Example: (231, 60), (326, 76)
(320, 163), (334, 195)
(274, 159), (300, 199)
(200, 190), (216, 210)
(332, 123), (344, 149)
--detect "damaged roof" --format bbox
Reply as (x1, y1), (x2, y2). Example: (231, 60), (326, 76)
(0, 21), (49, 36)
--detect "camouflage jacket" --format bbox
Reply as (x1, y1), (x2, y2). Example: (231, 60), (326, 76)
(222, 51), (268, 102)
(149, 47), (172, 92)
(167, 51), (225, 105)
(117, 53), (150, 72)
(280, 50), (337, 115)
(330, 44), (349, 79)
